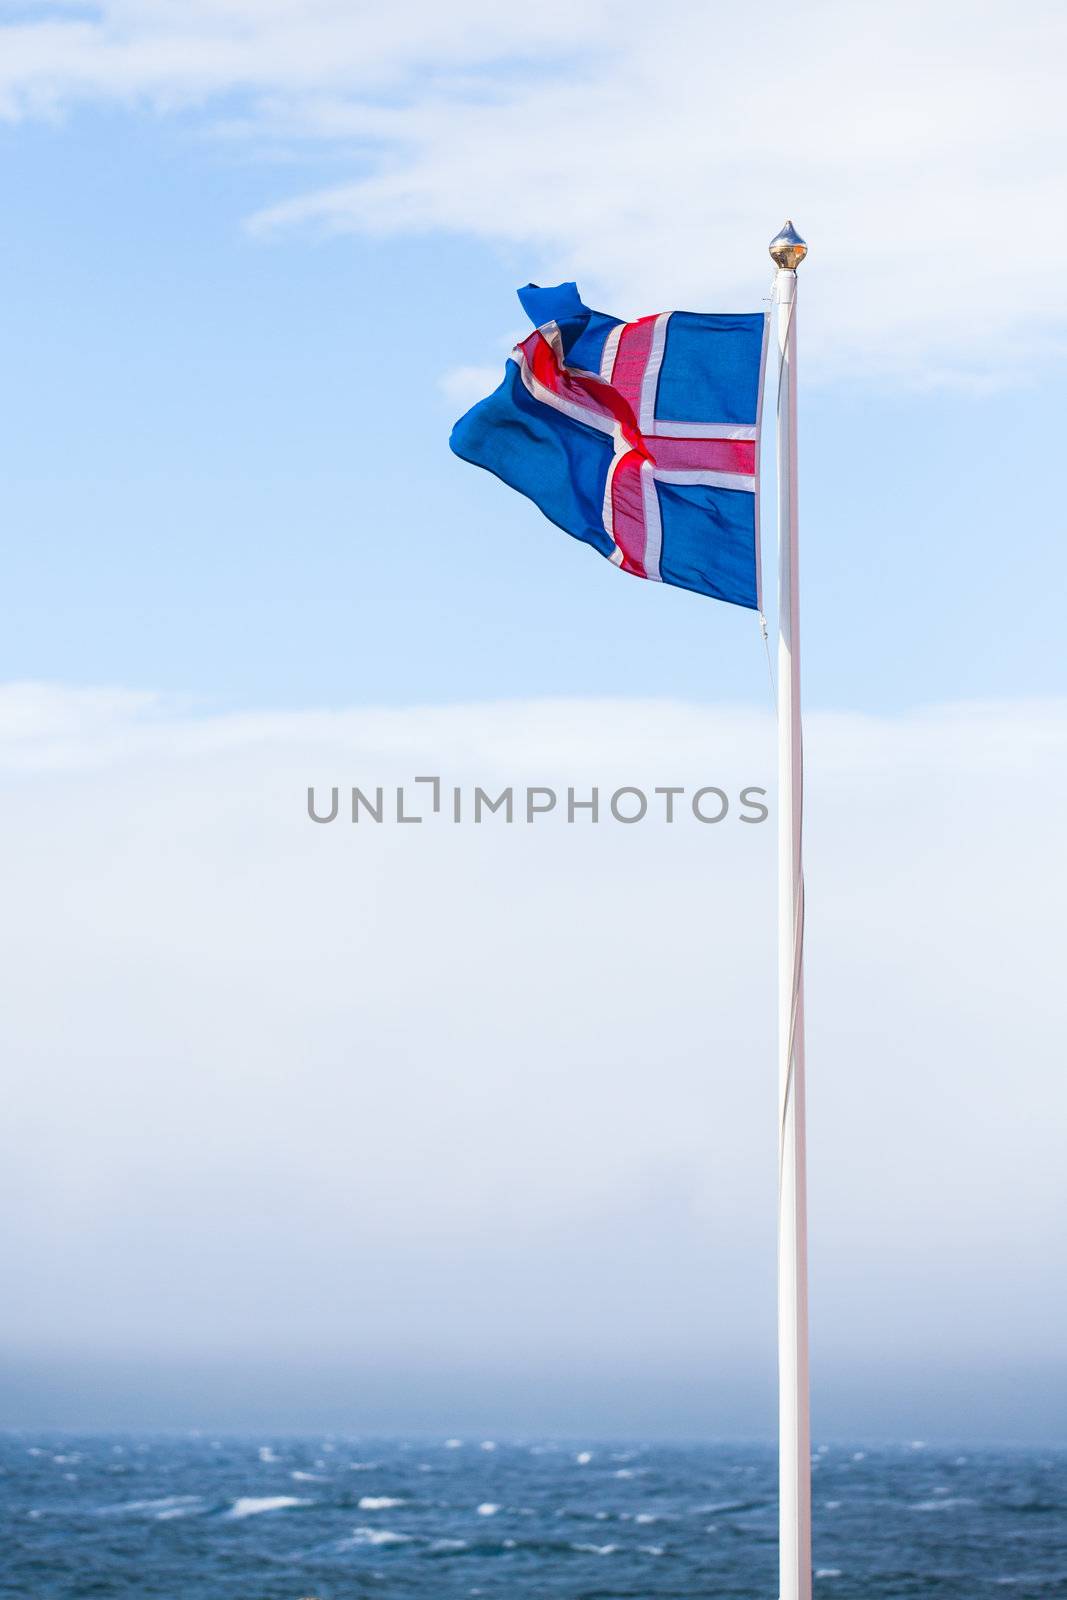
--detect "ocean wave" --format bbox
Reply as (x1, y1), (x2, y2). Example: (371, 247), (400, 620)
(225, 1496), (311, 1519)
(697, 1499), (771, 1515)
(339, 1526), (413, 1548)
(358, 1496), (406, 1510)
(98, 1495), (203, 1518)
(907, 1497), (976, 1512)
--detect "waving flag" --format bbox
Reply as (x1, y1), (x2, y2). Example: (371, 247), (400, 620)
(450, 282), (768, 609)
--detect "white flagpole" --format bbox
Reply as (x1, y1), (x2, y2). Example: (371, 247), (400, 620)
(769, 219), (811, 1600)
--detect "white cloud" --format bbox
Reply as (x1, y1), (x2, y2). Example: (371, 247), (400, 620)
(437, 363), (506, 409)
(0, 1), (614, 107)
(1, 682), (1065, 1383)
(0, 1), (1064, 382)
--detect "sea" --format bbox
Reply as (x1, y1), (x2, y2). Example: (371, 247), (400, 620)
(2, 1436), (1065, 1599)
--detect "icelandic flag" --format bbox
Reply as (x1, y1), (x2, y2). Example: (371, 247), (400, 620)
(450, 282), (768, 609)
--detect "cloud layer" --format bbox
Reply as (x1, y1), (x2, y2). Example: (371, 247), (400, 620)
(2, 1), (1064, 383)
(2, 683), (1065, 1430)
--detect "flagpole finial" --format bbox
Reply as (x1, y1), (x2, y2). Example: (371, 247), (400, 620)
(769, 220), (807, 271)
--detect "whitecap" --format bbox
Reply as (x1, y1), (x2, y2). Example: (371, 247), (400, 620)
(358, 1496), (405, 1510)
(258, 1446), (280, 1464)
(99, 1495), (202, 1517)
(291, 1471), (324, 1482)
(480, 1441), (497, 1452)
(635, 1512), (658, 1524)
(476, 1502), (500, 1516)
(908, 1496), (975, 1512)
(444, 1438), (463, 1449)
(573, 1542), (616, 1555)
(640, 1544), (665, 1556)
(816, 1568), (843, 1579)
(341, 1526), (412, 1548)
(225, 1496), (310, 1520)
(575, 1451), (593, 1465)
(347, 1461), (380, 1472)
(430, 1537), (468, 1552)
(614, 1468), (634, 1479)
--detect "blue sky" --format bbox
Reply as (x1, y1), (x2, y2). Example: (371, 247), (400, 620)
(3, 103), (1064, 713)
(1, 1), (1065, 1440)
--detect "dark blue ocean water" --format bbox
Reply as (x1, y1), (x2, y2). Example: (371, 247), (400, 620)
(2, 1436), (1065, 1599)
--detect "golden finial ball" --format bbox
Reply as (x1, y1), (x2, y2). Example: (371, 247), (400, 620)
(769, 220), (808, 270)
